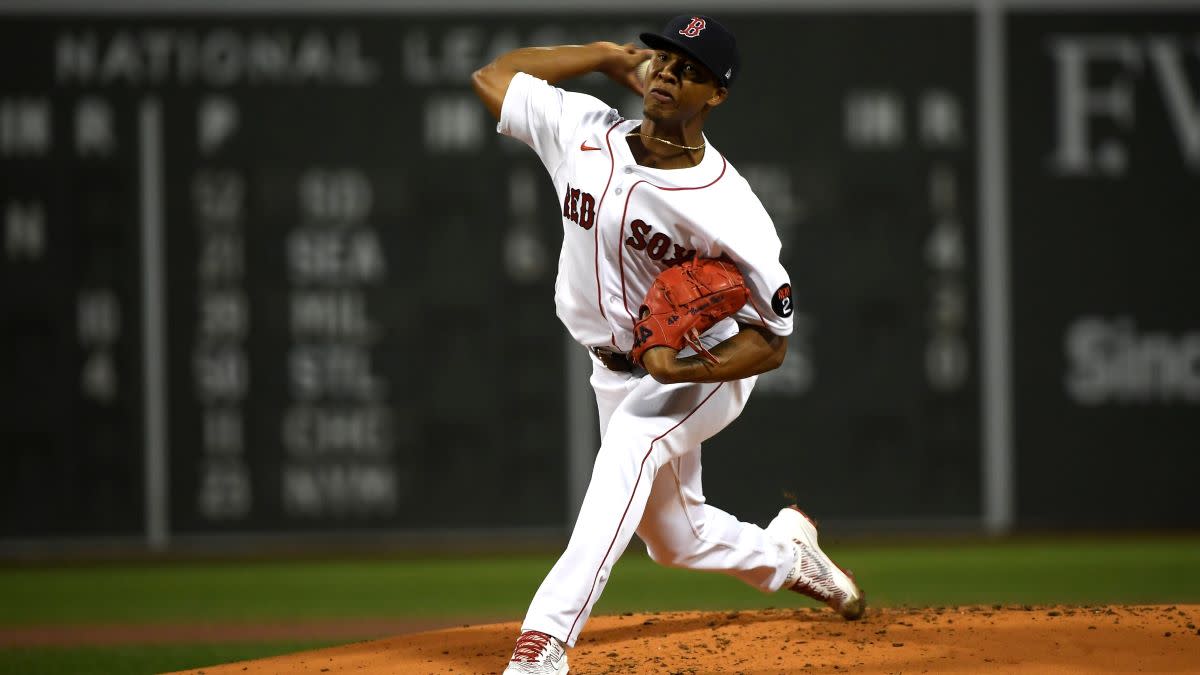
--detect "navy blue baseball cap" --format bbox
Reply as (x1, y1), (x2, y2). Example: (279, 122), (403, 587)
(639, 14), (740, 88)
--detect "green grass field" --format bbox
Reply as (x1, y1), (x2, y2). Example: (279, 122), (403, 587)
(2, 536), (1198, 674)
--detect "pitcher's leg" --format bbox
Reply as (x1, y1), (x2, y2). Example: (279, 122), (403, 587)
(521, 379), (738, 646)
(637, 450), (795, 592)
(521, 441), (655, 646)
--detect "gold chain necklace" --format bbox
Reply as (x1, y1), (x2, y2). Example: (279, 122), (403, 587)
(625, 131), (706, 152)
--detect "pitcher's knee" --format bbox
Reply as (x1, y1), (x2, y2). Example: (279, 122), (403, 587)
(597, 432), (672, 472)
(604, 412), (693, 461)
(645, 542), (688, 569)
(642, 528), (712, 569)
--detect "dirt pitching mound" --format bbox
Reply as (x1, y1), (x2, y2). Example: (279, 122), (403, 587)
(169, 604), (1200, 674)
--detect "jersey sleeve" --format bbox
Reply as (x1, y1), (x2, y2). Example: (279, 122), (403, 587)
(715, 195), (795, 337)
(497, 72), (616, 175)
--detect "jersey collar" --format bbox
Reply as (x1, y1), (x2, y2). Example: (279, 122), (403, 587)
(614, 119), (722, 186)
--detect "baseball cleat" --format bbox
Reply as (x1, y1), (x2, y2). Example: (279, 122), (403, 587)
(767, 506), (866, 620)
(502, 629), (569, 675)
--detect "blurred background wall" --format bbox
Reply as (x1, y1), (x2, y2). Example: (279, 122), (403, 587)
(1, 0), (1197, 554)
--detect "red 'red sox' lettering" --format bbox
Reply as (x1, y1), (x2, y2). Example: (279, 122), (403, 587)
(626, 218), (696, 266)
(562, 183), (596, 230)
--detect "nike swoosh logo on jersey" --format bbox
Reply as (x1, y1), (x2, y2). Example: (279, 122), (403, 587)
(580, 142), (601, 151)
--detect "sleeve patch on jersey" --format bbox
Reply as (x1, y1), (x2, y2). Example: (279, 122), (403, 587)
(771, 284), (794, 318)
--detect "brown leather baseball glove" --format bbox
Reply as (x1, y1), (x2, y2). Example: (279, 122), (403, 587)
(630, 257), (750, 367)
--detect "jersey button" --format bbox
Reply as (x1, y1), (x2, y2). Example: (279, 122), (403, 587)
(623, 167), (633, 174)
(615, 187), (623, 195)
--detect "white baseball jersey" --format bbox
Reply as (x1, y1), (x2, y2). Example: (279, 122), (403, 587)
(498, 72), (794, 351)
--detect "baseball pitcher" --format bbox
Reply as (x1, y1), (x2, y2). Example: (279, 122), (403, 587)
(471, 14), (865, 675)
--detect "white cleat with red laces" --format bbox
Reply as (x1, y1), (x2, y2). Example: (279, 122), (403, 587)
(502, 630), (569, 675)
(767, 506), (866, 620)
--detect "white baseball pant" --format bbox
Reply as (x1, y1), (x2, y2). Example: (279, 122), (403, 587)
(521, 354), (796, 646)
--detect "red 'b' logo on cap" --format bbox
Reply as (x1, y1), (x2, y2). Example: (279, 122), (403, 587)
(678, 17), (707, 38)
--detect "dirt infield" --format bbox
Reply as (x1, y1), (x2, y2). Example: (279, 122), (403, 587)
(168, 604), (1199, 674)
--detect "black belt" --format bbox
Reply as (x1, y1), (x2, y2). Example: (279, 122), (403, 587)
(592, 347), (635, 372)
